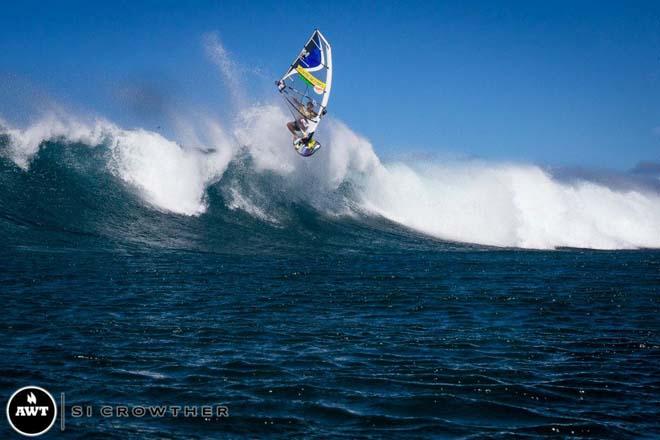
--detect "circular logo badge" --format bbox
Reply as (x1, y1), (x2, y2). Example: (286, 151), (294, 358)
(6, 386), (57, 437)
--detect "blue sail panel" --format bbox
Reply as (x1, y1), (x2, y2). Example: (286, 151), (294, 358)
(298, 35), (322, 69)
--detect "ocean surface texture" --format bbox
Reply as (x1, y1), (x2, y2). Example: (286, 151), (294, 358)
(1, 138), (659, 439)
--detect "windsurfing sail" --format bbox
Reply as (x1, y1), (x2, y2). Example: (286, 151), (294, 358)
(277, 29), (332, 140)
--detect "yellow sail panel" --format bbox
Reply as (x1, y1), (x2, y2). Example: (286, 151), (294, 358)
(295, 66), (326, 93)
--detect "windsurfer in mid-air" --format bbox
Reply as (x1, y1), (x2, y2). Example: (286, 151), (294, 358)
(286, 98), (317, 143)
(275, 30), (331, 157)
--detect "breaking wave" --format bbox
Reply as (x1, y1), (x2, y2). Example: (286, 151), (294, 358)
(2, 106), (659, 251)
(1, 36), (659, 251)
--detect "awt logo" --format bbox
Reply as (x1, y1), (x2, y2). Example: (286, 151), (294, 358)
(6, 386), (57, 436)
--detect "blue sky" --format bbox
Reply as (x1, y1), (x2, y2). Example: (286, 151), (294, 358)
(0, 0), (658, 169)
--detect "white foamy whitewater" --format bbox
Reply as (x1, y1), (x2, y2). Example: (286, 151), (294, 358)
(1, 35), (659, 250)
(2, 107), (660, 250)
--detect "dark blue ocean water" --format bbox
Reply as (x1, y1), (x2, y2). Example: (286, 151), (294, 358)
(1, 143), (659, 439)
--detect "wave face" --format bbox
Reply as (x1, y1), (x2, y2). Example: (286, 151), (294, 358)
(1, 107), (660, 251)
